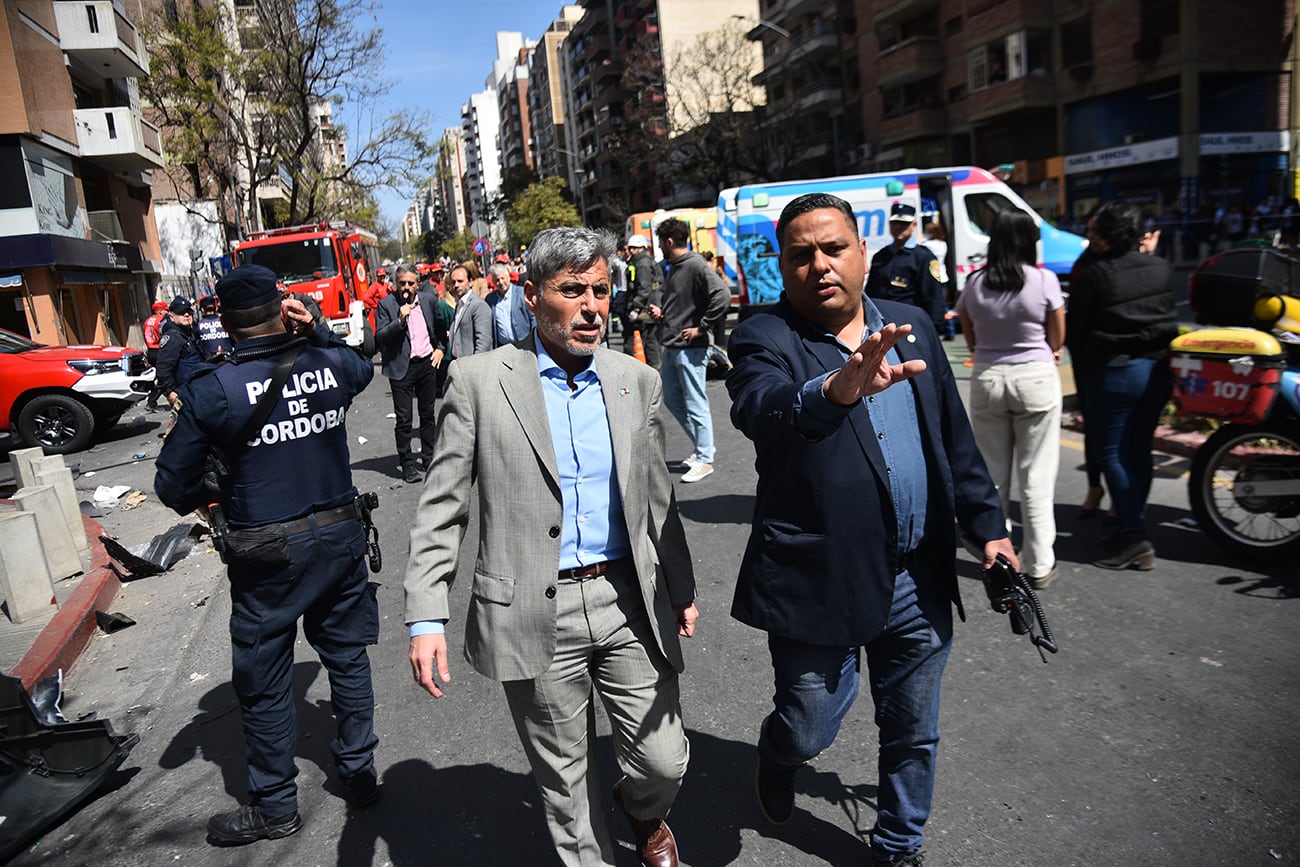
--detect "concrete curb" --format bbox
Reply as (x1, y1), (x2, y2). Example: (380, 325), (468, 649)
(11, 515), (120, 691)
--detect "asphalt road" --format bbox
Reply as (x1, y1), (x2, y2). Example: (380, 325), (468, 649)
(10, 350), (1298, 867)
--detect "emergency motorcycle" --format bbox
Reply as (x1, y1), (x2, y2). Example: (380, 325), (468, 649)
(1168, 248), (1300, 560)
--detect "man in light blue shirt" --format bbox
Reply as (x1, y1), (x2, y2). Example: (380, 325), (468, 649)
(404, 227), (699, 867)
(489, 262), (535, 347)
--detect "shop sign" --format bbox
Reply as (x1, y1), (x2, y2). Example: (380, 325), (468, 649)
(1198, 131), (1291, 155)
(1064, 137), (1179, 175)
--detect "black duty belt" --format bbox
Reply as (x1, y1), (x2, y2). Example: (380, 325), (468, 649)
(558, 558), (628, 581)
(277, 503), (361, 537)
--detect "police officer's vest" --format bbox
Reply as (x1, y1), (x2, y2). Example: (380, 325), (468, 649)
(212, 344), (355, 527)
(197, 314), (233, 358)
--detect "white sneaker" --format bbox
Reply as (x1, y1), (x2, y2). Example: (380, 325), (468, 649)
(681, 462), (714, 483)
(682, 453), (699, 468)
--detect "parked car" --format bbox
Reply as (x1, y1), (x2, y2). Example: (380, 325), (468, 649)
(0, 328), (155, 455)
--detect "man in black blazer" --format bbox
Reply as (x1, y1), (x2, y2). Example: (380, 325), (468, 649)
(726, 193), (1016, 867)
(376, 264), (448, 483)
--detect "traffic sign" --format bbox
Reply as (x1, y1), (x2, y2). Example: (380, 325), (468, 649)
(473, 238), (490, 256)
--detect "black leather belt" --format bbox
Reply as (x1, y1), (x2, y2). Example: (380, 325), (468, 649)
(558, 558), (628, 581)
(277, 503), (361, 537)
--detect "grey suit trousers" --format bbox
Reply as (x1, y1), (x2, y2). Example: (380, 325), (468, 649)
(502, 561), (689, 867)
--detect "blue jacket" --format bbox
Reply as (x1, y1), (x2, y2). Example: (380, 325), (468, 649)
(726, 295), (1007, 646)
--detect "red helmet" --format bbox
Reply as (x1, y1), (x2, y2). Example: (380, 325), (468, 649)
(376, 267), (387, 277)
(151, 301), (168, 312)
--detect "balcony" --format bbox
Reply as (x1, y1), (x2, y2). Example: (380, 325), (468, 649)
(53, 1), (148, 79)
(877, 36), (944, 88)
(793, 79), (844, 113)
(873, 0), (941, 28)
(965, 73), (1056, 123)
(879, 106), (948, 146)
(963, 0), (1055, 40)
(73, 106), (164, 170)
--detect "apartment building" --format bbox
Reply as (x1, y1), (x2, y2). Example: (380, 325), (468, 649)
(528, 6), (584, 185)
(854, 0), (1296, 221)
(0, 0), (165, 346)
(436, 127), (469, 239)
(563, 0), (761, 227)
(746, 0), (864, 179)
(498, 42), (536, 175)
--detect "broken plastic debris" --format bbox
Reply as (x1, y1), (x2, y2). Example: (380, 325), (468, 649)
(357, 436), (367, 445)
(94, 611), (136, 634)
(91, 485), (131, 507)
(100, 523), (202, 578)
(29, 671), (67, 727)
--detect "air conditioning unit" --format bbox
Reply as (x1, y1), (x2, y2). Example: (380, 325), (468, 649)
(88, 210), (125, 242)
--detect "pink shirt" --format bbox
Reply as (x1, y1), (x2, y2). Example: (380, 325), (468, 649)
(408, 299), (434, 359)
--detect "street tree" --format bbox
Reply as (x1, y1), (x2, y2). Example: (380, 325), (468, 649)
(506, 177), (582, 249)
(615, 20), (811, 205)
(141, 0), (433, 235)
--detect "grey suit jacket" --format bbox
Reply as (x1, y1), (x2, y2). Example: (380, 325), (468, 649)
(403, 337), (697, 682)
(448, 291), (494, 360)
(375, 290), (446, 381)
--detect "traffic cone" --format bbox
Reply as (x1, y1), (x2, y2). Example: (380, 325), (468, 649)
(632, 329), (647, 364)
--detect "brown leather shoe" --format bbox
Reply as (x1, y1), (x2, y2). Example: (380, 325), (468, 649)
(613, 779), (679, 867)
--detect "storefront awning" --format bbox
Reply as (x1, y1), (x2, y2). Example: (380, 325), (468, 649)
(0, 274), (21, 288)
(0, 234), (136, 272)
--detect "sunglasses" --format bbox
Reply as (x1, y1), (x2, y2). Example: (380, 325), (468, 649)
(396, 280), (418, 286)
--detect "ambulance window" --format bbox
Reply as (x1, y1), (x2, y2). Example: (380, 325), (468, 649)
(964, 193), (1019, 238)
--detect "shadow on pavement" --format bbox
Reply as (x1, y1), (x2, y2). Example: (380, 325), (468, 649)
(158, 661), (338, 803)
(675, 493), (754, 526)
(336, 758), (558, 867)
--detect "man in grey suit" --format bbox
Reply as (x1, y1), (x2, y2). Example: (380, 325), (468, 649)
(404, 227), (699, 867)
(446, 264), (494, 361)
(375, 264), (448, 483)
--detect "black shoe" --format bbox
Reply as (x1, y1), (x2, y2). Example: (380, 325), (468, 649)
(1093, 532), (1156, 570)
(342, 769), (380, 808)
(403, 466), (423, 484)
(873, 850), (926, 866)
(755, 755), (798, 824)
(207, 805), (302, 846)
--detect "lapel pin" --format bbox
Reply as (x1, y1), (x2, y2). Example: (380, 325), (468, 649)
(619, 387), (631, 396)
(906, 334), (917, 343)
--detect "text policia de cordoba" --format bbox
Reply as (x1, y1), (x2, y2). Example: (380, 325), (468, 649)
(242, 367), (345, 446)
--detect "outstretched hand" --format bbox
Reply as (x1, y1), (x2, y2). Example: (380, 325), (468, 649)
(823, 323), (927, 407)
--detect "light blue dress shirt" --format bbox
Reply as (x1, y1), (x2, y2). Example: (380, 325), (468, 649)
(410, 333), (631, 638)
(493, 284), (536, 347)
(793, 294), (929, 555)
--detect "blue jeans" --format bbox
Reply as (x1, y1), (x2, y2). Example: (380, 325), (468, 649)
(758, 570), (954, 860)
(1080, 358), (1170, 534)
(660, 346), (714, 463)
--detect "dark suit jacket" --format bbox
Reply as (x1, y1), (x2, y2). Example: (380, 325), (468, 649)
(375, 290), (447, 381)
(726, 296), (1007, 647)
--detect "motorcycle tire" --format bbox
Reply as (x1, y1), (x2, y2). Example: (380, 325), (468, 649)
(1187, 422), (1300, 561)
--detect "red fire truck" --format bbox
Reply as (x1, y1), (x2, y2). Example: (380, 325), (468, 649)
(231, 221), (380, 342)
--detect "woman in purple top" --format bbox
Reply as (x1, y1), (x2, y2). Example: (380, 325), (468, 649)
(956, 209), (1066, 588)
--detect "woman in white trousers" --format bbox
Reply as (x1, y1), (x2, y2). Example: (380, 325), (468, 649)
(956, 209), (1066, 588)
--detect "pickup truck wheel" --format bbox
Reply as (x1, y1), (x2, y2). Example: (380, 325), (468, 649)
(17, 394), (96, 454)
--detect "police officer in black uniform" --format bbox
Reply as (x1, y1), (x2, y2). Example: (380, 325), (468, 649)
(154, 264), (380, 846)
(196, 294), (233, 359)
(865, 202), (948, 335)
(155, 295), (204, 408)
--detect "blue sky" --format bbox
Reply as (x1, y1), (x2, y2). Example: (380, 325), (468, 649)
(351, 0), (566, 230)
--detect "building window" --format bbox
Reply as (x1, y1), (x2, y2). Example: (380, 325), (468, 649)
(1139, 0), (1179, 38)
(1061, 17), (1092, 70)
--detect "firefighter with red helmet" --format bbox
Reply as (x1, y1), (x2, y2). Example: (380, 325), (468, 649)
(143, 300), (168, 410)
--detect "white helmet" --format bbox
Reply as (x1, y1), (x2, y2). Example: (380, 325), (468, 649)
(626, 234), (650, 248)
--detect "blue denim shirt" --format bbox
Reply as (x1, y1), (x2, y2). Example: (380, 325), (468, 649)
(794, 295), (929, 555)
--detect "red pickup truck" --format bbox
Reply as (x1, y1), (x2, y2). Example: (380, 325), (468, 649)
(1, 328), (155, 454)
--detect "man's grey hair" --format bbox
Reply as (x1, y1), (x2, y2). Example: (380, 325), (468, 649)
(393, 263), (419, 282)
(526, 227), (618, 289)
(488, 263), (513, 285)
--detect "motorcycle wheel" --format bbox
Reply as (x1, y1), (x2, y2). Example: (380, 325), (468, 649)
(1188, 422), (1300, 561)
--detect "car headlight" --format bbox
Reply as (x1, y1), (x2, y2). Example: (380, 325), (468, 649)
(67, 358), (122, 375)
